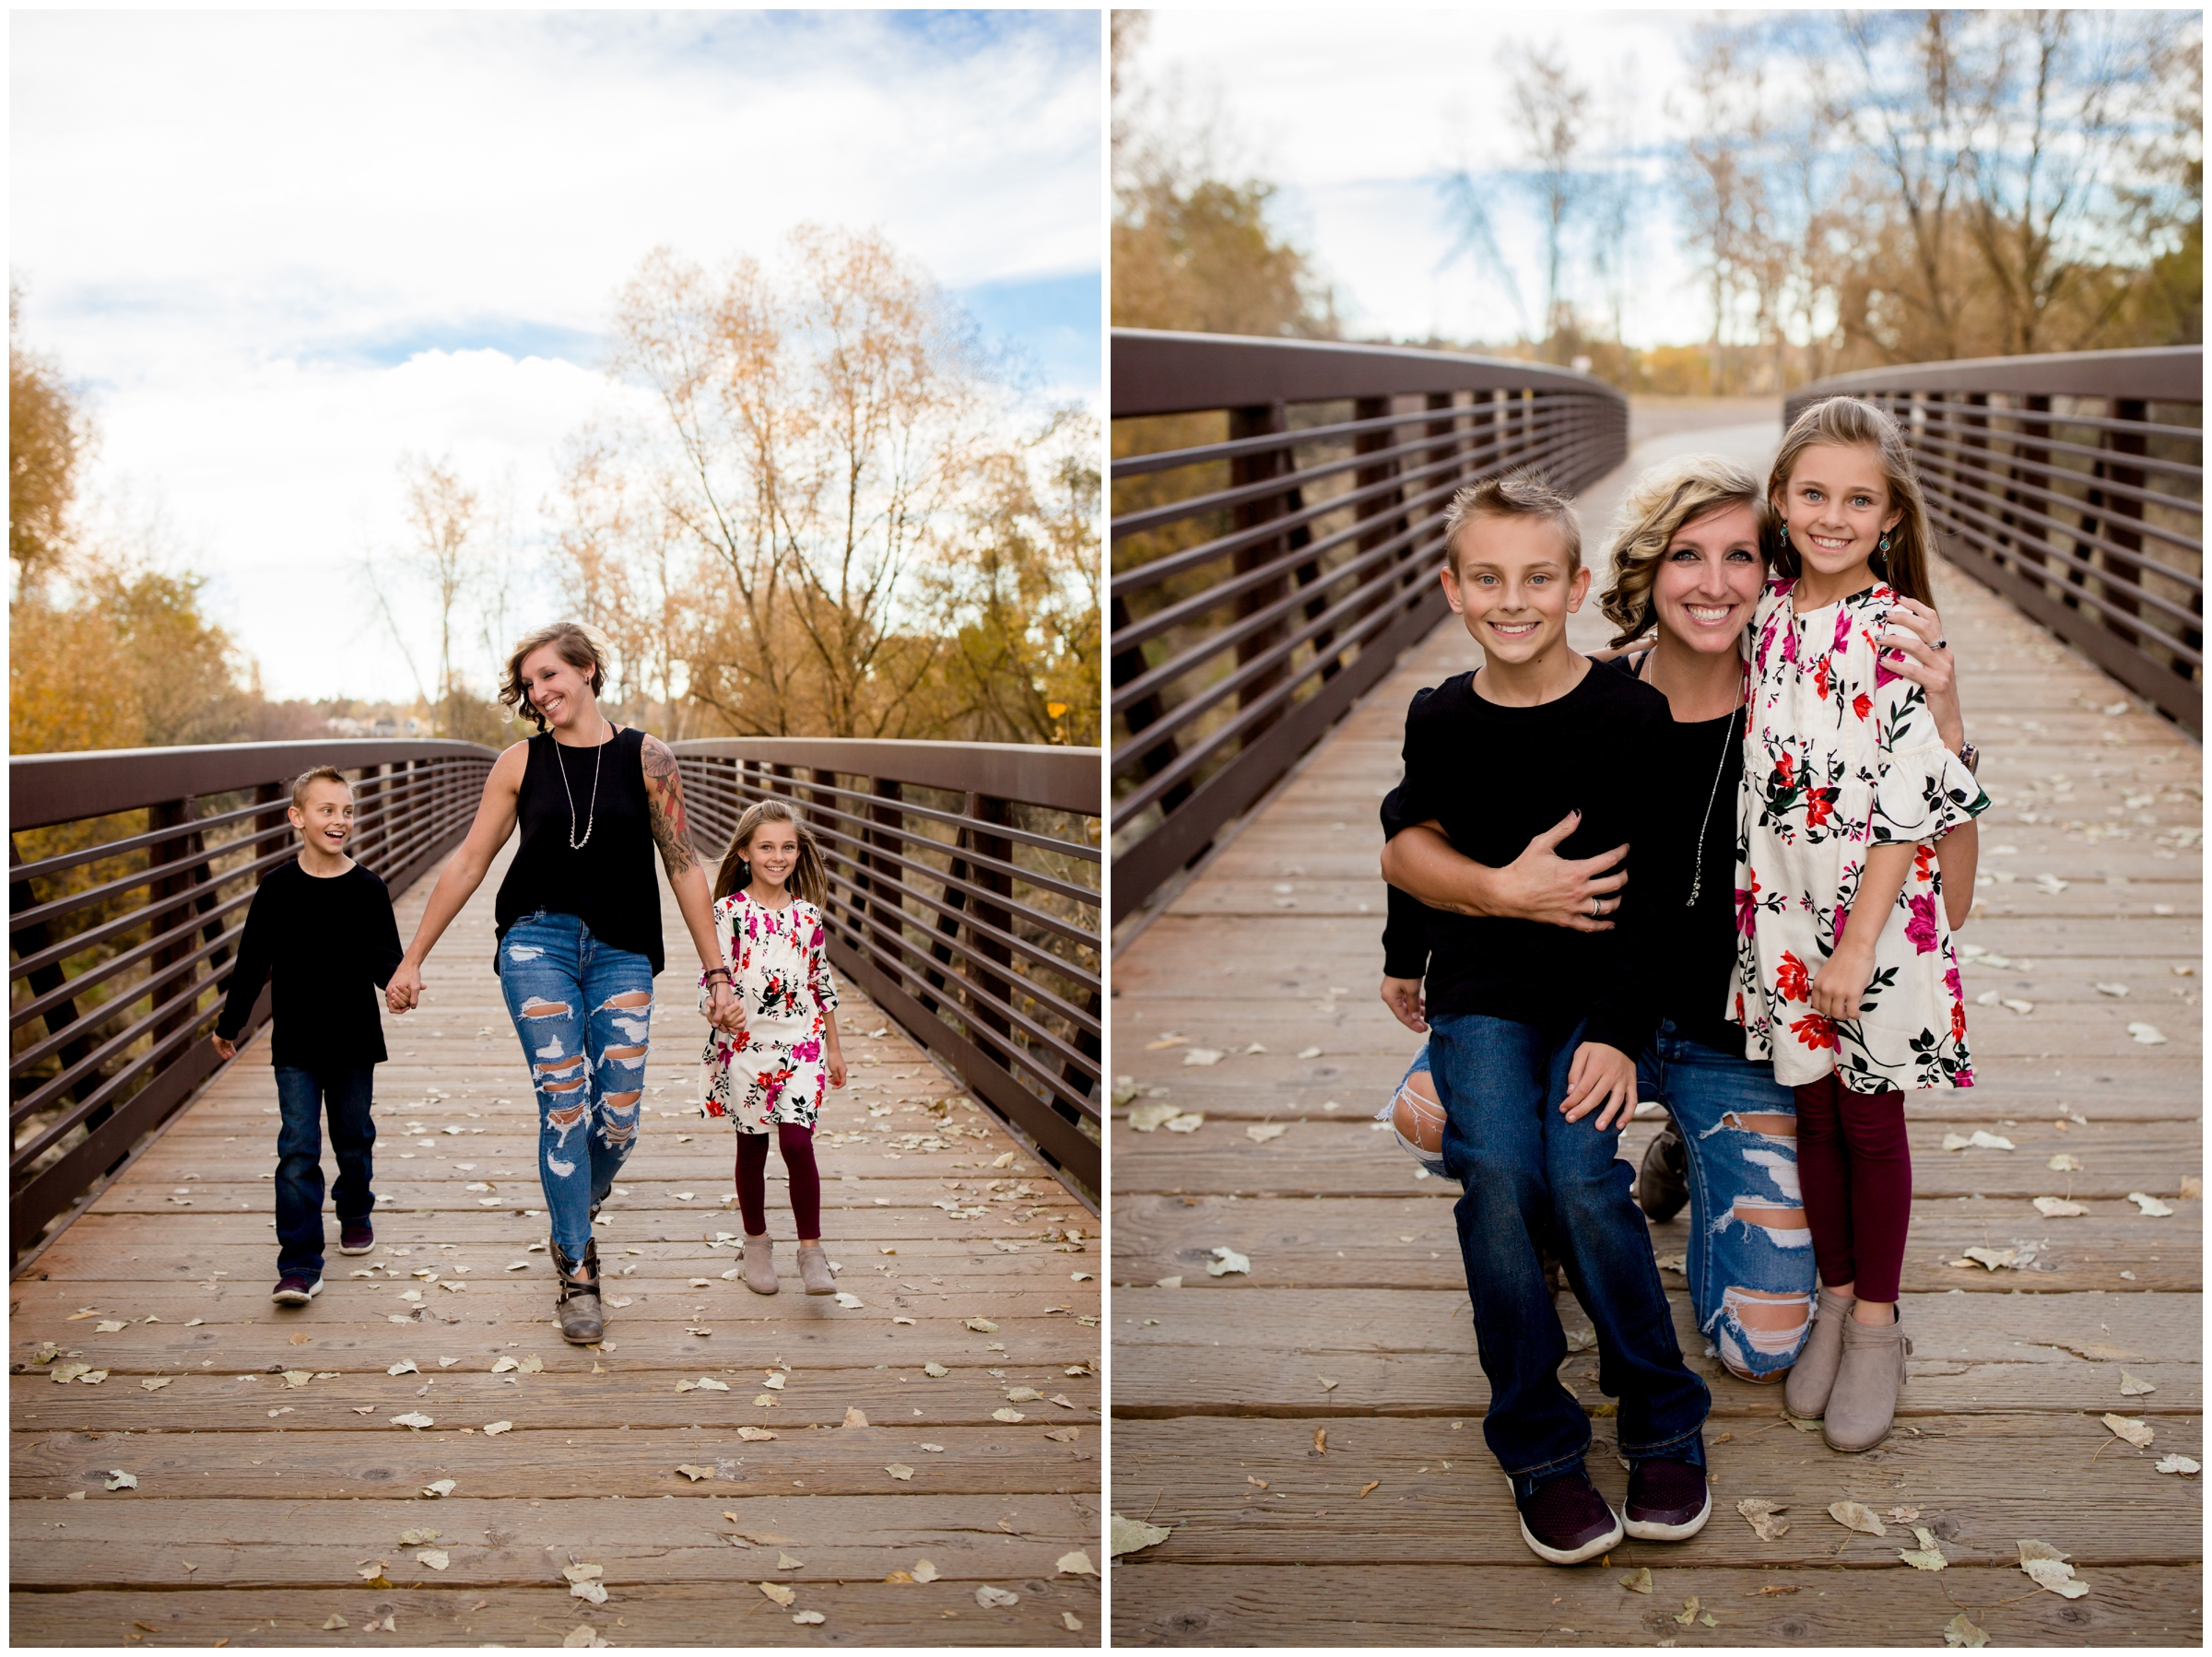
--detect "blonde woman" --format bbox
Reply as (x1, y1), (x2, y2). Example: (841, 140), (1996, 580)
(1377, 452), (1971, 1388)
(384, 621), (743, 1344)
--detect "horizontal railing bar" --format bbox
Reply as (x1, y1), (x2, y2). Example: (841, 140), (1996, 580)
(1790, 344), (2203, 405)
(9, 915), (247, 1085)
(669, 738), (1100, 819)
(7, 840), (299, 981)
(11, 996), (223, 1174)
(1922, 472), (2206, 612)
(9, 881), (259, 1034)
(1111, 402), (1452, 479)
(1930, 510), (2206, 664)
(11, 954), (231, 1123)
(8, 793), (292, 887)
(796, 812), (1099, 959)
(1912, 401), (2207, 447)
(1908, 413), (2206, 501)
(9, 817), (296, 938)
(682, 764), (1101, 870)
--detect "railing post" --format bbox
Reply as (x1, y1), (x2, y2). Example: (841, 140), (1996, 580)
(967, 793), (1017, 1071)
(865, 780), (906, 986)
(1229, 401), (1303, 743)
(146, 797), (205, 1052)
(2094, 397), (2152, 652)
(1342, 394), (1406, 652)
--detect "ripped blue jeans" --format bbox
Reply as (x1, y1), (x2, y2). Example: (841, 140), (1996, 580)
(1636, 1023), (1815, 1380)
(497, 911), (654, 1259)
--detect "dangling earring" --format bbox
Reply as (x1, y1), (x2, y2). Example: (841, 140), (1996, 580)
(1876, 532), (1891, 575)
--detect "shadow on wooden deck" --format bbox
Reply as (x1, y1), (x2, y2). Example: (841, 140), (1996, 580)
(12, 846), (1100, 1646)
(1108, 417), (2203, 1647)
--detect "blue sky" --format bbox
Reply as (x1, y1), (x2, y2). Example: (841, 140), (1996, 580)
(12, 9), (1101, 699)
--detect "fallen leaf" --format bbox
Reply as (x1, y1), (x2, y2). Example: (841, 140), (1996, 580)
(1109, 1513), (1172, 1556)
(2049, 1152), (2084, 1171)
(912, 1559), (940, 1583)
(1960, 1246), (2018, 1271)
(94, 1320), (126, 1334)
(1619, 1567), (1653, 1593)
(1063, 1613), (1084, 1631)
(2021, 1557), (2088, 1598)
(1006, 1386), (1044, 1403)
(2120, 1370), (2157, 1396)
(322, 1614), (348, 1630)
(2127, 1192), (2175, 1216)
(1045, 1427), (1080, 1442)
(758, 1581), (796, 1607)
(1735, 1498), (1789, 1541)
(1829, 1500), (1886, 1536)
(281, 1369), (312, 1389)
(735, 1427), (778, 1442)
(1313, 1428), (1327, 1455)
(975, 1584), (1019, 1608)
(398, 1528), (439, 1545)
(388, 1359), (419, 1376)
(841, 1406), (871, 1428)
(483, 1421), (513, 1437)
(562, 1628), (607, 1648)
(1941, 1130), (2016, 1151)
(1206, 1246), (1251, 1276)
(833, 1291), (865, 1310)
(1675, 1595), (1700, 1626)
(1943, 1611), (1989, 1648)
(1245, 1123), (1289, 1143)
(1057, 1549), (1097, 1576)
(1357, 1480), (1380, 1498)
(518, 1355), (544, 1374)
(676, 1464), (715, 1481)
(415, 1549), (450, 1571)
(1182, 1048), (1224, 1067)
(993, 1407), (1026, 1423)
(104, 1470), (138, 1490)
(1899, 1543), (1947, 1570)
(777, 1552), (804, 1569)
(570, 1580), (607, 1604)
(2032, 1196), (2088, 1217)
(1126, 1102), (1180, 1133)
(422, 1479), (457, 1498)
(2154, 1454), (2200, 1475)
(1887, 1507), (1921, 1523)
(2017, 1539), (2070, 1563)
(1297, 1046), (1322, 1059)
(2102, 1413), (2154, 1448)
(2126, 1022), (2168, 1045)
(1163, 1113), (1205, 1133)
(490, 1357), (519, 1374)
(139, 1377), (173, 1393)
(791, 1611), (825, 1626)
(1156, 1275), (1183, 1289)
(1318, 1377), (1339, 1392)
(922, 1362), (949, 1378)
(390, 1412), (435, 1430)
(2182, 1176), (2204, 1200)
(965, 1318), (998, 1334)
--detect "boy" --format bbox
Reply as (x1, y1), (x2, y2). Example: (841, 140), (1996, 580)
(214, 766), (404, 1306)
(1377, 473), (1712, 1564)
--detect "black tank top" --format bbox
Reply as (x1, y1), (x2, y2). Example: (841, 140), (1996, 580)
(493, 725), (665, 974)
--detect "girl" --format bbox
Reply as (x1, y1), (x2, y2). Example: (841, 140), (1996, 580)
(700, 800), (847, 1296)
(1728, 397), (1988, 1452)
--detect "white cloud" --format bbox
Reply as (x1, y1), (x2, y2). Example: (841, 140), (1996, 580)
(13, 10), (1100, 699)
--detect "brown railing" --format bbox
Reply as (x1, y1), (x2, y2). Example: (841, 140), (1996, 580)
(673, 740), (1102, 1199)
(8, 741), (497, 1264)
(1110, 331), (1630, 921)
(1787, 347), (2203, 734)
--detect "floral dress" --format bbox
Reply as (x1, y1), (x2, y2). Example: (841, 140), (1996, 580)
(699, 891), (839, 1132)
(1727, 578), (1990, 1093)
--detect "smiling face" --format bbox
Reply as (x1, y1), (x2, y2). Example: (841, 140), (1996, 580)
(1441, 512), (1590, 667)
(743, 821), (801, 893)
(519, 644), (599, 733)
(1776, 441), (1903, 594)
(1652, 500), (1765, 656)
(289, 778), (354, 854)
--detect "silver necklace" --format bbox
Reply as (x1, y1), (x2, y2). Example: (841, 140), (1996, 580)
(556, 723), (609, 849)
(1641, 651), (1741, 908)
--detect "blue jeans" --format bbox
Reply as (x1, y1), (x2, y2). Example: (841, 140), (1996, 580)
(1426, 1013), (1710, 1496)
(1638, 1022), (1815, 1380)
(497, 911), (654, 1259)
(273, 1064), (376, 1279)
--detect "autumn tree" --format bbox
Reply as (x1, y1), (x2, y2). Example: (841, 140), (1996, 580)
(9, 282), (88, 596)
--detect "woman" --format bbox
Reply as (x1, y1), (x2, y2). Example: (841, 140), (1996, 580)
(1379, 453), (1971, 1382)
(385, 621), (743, 1344)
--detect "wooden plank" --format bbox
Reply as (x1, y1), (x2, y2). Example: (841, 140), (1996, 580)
(1108, 1288), (2201, 1416)
(7, 1581), (1096, 1647)
(1107, 1414), (2202, 1568)
(1109, 1194), (2199, 1294)
(1111, 1563), (2197, 1647)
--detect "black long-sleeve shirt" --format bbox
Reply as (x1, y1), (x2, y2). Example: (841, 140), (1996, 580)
(215, 861), (404, 1070)
(1380, 660), (1668, 1057)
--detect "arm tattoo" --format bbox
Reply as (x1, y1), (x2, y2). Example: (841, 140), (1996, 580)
(641, 735), (700, 875)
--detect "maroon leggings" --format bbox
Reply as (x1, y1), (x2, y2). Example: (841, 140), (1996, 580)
(1792, 1073), (1912, 1303)
(735, 1123), (821, 1240)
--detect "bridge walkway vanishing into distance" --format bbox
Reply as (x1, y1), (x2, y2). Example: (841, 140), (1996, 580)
(11, 737), (1102, 1646)
(1108, 347), (2201, 1645)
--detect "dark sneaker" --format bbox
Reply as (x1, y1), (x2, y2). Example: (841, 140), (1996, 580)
(1623, 1457), (1712, 1540)
(337, 1220), (375, 1255)
(1636, 1122), (1690, 1222)
(271, 1274), (322, 1306)
(1512, 1469), (1623, 1565)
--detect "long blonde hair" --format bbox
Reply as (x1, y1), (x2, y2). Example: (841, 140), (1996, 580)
(1768, 396), (1937, 605)
(1596, 454), (1771, 648)
(712, 799), (830, 909)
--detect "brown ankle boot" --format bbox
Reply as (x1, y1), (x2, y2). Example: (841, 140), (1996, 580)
(551, 1238), (604, 1346)
(1783, 1285), (1854, 1419)
(742, 1234), (778, 1296)
(1824, 1310), (1912, 1452)
(797, 1243), (836, 1296)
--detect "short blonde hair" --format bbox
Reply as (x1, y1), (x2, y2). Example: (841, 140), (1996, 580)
(1440, 470), (1582, 578)
(1597, 455), (1771, 648)
(289, 765), (349, 811)
(500, 621), (611, 733)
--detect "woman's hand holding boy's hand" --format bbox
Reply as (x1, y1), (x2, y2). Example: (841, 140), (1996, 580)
(386, 961), (422, 1014)
(1808, 946), (1876, 1021)
(1380, 976), (1428, 1033)
(1559, 1040), (1637, 1130)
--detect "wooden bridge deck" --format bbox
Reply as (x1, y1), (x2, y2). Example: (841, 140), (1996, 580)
(1109, 414), (2203, 1646)
(12, 846), (1101, 1646)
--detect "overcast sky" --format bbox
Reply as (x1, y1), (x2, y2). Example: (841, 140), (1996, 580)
(1131, 10), (1709, 347)
(12, 9), (1102, 700)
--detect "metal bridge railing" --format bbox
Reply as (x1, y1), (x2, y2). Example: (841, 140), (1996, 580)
(8, 740), (496, 1264)
(1788, 347), (2203, 734)
(1110, 331), (1630, 922)
(674, 739), (1101, 1199)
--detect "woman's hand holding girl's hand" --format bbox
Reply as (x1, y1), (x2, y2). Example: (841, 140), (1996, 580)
(1808, 946), (1876, 1021)
(828, 1046), (847, 1088)
(707, 981), (746, 1035)
(1878, 597), (1964, 751)
(1559, 1040), (1638, 1129)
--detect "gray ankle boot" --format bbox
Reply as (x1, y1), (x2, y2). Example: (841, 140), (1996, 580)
(796, 1243), (836, 1296)
(551, 1238), (604, 1345)
(1783, 1285), (1854, 1419)
(742, 1234), (779, 1295)
(1824, 1310), (1912, 1452)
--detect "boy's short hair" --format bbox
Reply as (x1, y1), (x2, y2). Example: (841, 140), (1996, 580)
(1440, 470), (1583, 578)
(290, 765), (350, 811)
